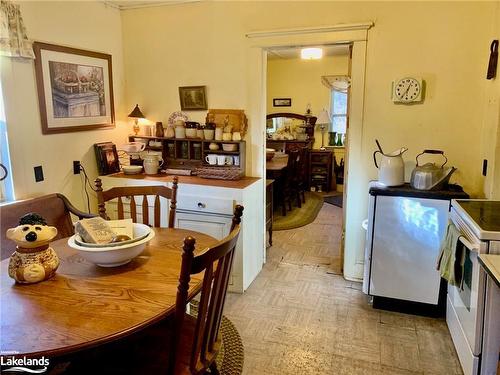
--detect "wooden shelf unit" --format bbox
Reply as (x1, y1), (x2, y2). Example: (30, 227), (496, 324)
(128, 135), (246, 174)
(309, 150), (333, 192)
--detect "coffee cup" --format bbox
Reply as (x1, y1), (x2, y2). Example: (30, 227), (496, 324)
(217, 155), (226, 166)
(205, 154), (217, 165)
(233, 156), (240, 166)
(225, 156), (233, 165)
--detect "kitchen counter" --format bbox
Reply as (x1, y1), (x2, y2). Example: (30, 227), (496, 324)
(107, 172), (261, 189)
(479, 254), (500, 288)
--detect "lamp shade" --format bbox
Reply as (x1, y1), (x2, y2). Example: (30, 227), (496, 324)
(128, 104), (145, 119)
(316, 108), (331, 126)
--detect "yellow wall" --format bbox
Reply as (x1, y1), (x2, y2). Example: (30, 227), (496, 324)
(267, 55), (349, 114)
(1, 1), (127, 210)
(267, 55), (349, 148)
(121, 1), (497, 280)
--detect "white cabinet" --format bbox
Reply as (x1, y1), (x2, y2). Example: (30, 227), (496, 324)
(99, 175), (264, 293)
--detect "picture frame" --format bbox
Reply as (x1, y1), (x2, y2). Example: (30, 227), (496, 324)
(179, 86), (207, 111)
(94, 142), (120, 175)
(273, 98), (292, 107)
(33, 42), (115, 134)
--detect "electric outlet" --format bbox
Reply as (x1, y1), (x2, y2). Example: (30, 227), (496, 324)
(73, 161), (81, 174)
(34, 166), (44, 182)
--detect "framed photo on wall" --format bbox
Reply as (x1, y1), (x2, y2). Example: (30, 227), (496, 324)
(273, 98), (292, 107)
(179, 86), (207, 110)
(33, 42), (115, 134)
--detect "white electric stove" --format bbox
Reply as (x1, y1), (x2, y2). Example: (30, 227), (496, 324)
(448, 200), (500, 375)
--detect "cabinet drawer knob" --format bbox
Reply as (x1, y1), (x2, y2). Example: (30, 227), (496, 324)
(197, 202), (206, 209)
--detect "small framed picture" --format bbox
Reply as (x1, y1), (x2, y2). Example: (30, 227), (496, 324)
(179, 86), (207, 111)
(273, 98), (292, 107)
(94, 142), (120, 175)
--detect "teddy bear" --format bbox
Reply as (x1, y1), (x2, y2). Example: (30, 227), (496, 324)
(6, 213), (59, 284)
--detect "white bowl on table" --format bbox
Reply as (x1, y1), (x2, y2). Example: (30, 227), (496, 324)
(67, 223), (155, 267)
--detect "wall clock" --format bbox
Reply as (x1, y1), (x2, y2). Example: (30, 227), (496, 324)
(392, 77), (423, 103)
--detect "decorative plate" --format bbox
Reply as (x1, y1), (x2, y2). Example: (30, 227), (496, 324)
(168, 111), (189, 126)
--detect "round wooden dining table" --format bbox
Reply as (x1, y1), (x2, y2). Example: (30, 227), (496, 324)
(0, 228), (217, 358)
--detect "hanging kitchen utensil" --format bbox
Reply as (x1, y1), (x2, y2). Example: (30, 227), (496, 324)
(410, 149), (457, 190)
(487, 40), (498, 80)
(373, 146), (408, 187)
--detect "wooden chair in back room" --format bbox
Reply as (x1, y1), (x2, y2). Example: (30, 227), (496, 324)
(169, 204), (244, 374)
(94, 177), (178, 228)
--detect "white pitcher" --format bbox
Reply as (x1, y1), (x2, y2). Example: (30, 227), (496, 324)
(143, 154), (164, 175)
(373, 147), (408, 186)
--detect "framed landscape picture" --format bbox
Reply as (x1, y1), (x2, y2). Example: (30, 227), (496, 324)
(273, 98), (292, 107)
(179, 86), (207, 111)
(33, 42), (115, 134)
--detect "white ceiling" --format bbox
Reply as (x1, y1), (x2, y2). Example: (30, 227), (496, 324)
(267, 44), (350, 60)
(104, 0), (199, 10)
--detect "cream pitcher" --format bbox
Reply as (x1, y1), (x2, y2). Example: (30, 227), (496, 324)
(373, 141), (407, 187)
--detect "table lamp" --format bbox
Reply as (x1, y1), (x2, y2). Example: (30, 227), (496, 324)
(128, 104), (145, 136)
(316, 108), (331, 150)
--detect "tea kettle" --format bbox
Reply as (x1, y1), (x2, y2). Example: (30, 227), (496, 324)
(410, 150), (456, 190)
(373, 145), (408, 187)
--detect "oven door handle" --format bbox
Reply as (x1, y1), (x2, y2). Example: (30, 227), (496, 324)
(459, 235), (480, 253)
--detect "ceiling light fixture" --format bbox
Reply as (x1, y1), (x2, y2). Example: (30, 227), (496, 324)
(301, 47), (323, 60)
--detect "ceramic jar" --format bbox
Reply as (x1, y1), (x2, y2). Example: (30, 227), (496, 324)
(232, 131), (241, 141)
(196, 124), (204, 139)
(215, 127), (223, 141)
(175, 122), (186, 139)
(185, 122), (197, 138)
(165, 124), (175, 138)
(6, 213), (59, 284)
(204, 123), (215, 140)
(222, 132), (232, 141)
(155, 122), (164, 137)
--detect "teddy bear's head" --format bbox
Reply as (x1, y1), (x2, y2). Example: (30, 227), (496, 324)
(6, 213), (58, 249)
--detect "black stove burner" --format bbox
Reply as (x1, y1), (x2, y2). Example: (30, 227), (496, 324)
(457, 200), (500, 232)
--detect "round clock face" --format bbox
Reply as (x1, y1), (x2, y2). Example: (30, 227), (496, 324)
(395, 78), (421, 102)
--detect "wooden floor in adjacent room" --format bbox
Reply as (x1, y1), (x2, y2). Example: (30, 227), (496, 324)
(224, 203), (462, 375)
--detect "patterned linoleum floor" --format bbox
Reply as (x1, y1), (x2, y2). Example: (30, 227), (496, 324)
(224, 203), (463, 375)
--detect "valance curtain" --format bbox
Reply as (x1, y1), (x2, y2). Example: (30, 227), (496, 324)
(321, 75), (351, 92)
(0, 0), (34, 59)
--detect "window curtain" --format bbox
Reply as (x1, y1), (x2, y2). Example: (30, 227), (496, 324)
(321, 75), (351, 92)
(0, 0), (34, 59)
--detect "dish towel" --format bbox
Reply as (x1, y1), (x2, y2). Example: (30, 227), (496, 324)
(436, 221), (466, 287)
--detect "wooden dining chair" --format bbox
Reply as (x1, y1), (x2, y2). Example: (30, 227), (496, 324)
(94, 177), (178, 228)
(169, 204), (244, 375)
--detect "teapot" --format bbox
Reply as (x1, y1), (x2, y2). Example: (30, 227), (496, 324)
(410, 150), (456, 190)
(373, 146), (408, 187)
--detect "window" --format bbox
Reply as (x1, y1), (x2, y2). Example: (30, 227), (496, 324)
(0, 76), (14, 202)
(331, 90), (347, 135)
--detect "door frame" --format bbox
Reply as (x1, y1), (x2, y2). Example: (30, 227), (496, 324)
(246, 21), (373, 281)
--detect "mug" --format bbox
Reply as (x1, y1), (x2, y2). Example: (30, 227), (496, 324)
(233, 156), (240, 166)
(224, 156), (233, 165)
(205, 154), (217, 165)
(216, 155), (226, 166)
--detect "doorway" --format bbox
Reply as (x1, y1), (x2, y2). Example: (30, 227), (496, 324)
(246, 22), (371, 281)
(265, 43), (351, 275)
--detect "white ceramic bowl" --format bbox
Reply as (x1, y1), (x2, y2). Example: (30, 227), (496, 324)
(122, 165), (143, 175)
(67, 224), (155, 267)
